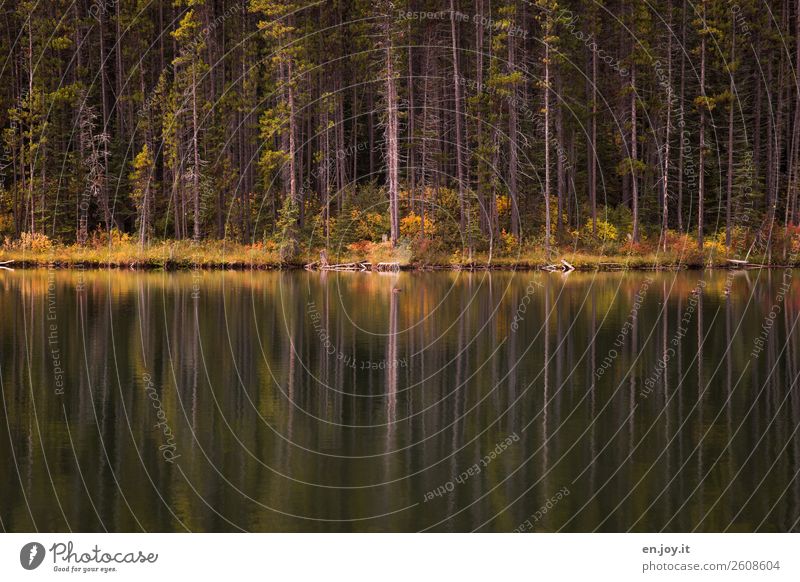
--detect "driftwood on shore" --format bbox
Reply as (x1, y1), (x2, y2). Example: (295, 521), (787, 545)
(375, 262), (400, 272)
(304, 258), (381, 272)
(542, 259), (575, 273)
(0, 259), (14, 271)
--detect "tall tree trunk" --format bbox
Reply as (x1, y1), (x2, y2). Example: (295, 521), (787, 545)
(787, 0), (800, 237)
(385, 13), (399, 246)
(698, 1), (707, 251)
(450, 0), (468, 252)
(661, 0), (673, 251)
(192, 65), (201, 241)
(556, 73), (566, 235)
(677, 0), (687, 232)
(726, 17), (736, 249)
(98, 10), (111, 232)
(543, 16), (552, 256)
(508, 12), (520, 238)
(115, 1), (125, 144)
(589, 12), (598, 235)
(631, 64), (640, 243)
(27, 19), (34, 234)
(287, 56), (299, 220)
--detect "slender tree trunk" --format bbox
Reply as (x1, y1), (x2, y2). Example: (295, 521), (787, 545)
(288, 59), (298, 213)
(662, 0), (673, 251)
(767, 56), (775, 209)
(115, 1), (125, 143)
(698, 1), (707, 251)
(787, 0), (800, 236)
(543, 18), (552, 255)
(385, 14), (399, 246)
(508, 13), (520, 238)
(556, 73), (566, 235)
(28, 26), (36, 234)
(590, 14), (598, 235)
(192, 65), (201, 241)
(631, 64), (640, 243)
(753, 35), (763, 182)
(98, 10), (111, 232)
(677, 0), (687, 232)
(726, 18), (736, 249)
(450, 0), (468, 252)
(407, 38), (416, 208)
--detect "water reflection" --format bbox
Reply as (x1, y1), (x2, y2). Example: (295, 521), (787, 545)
(0, 269), (798, 531)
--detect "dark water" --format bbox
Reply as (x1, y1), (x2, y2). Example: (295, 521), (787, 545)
(1, 268), (799, 532)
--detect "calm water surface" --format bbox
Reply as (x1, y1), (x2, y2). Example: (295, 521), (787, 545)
(1, 269), (799, 531)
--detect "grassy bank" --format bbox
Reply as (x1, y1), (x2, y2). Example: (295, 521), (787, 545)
(2, 236), (796, 271)
(1, 238), (283, 269)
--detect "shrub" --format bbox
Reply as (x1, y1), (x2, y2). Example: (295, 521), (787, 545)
(578, 218), (618, 248)
(497, 229), (519, 256)
(784, 224), (800, 256)
(10, 232), (54, 252)
(496, 194), (511, 223)
(400, 211), (435, 238)
(89, 228), (132, 248)
(354, 210), (389, 241)
(347, 240), (373, 256)
(618, 239), (652, 256)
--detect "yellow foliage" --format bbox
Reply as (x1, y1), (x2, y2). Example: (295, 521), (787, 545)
(703, 239), (727, 257)
(581, 218), (618, 242)
(7, 232), (54, 252)
(400, 212), (435, 238)
(499, 229), (519, 255)
(496, 195), (511, 219)
(90, 228), (133, 248)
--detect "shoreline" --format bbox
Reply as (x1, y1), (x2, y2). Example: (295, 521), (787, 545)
(3, 237), (796, 273)
(2, 256), (796, 272)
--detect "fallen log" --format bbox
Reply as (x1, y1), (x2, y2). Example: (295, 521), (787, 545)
(726, 259), (749, 267)
(561, 259), (575, 272)
(375, 262), (400, 272)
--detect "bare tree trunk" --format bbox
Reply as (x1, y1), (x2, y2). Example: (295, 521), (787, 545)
(543, 17), (552, 256)
(98, 10), (111, 232)
(384, 12), (400, 246)
(590, 13), (598, 235)
(767, 54), (775, 210)
(631, 64), (640, 243)
(556, 73), (566, 235)
(787, 0), (800, 239)
(677, 0), (687, 232)
(726, 17), (736, 249)
(450, 0), (468, 253)
(288, 61), (298, 210)
(407, 37), (416, 209)
(753, 36), (763, 182)
(661, 0), (673, 251)
(192, 65), (201, 241)
(27, 21), (34, 234)
(508, 12), (520, 238)
(698, 1), (707, 251)
(115, 1), (125, 143)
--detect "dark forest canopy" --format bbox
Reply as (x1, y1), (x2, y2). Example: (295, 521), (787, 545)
(1, 0), (800, 262)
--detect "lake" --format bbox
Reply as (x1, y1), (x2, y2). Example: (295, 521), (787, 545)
(1, 268), (798, 532)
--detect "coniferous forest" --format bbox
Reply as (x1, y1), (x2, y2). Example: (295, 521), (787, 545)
(2, 0), (800, 266)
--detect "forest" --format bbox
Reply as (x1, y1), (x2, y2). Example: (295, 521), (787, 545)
(1, 0), (799, 267)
